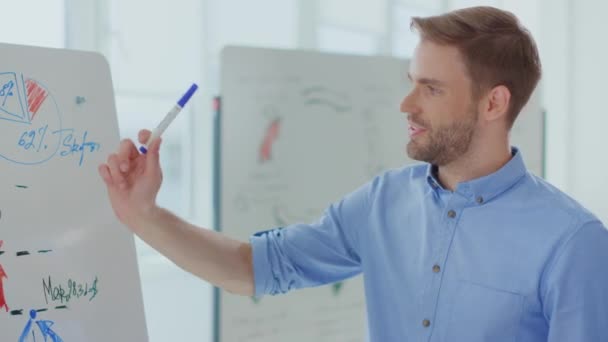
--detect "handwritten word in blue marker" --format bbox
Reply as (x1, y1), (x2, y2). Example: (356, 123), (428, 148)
(139, 83), (198, 154)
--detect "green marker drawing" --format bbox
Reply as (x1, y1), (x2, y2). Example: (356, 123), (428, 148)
(332, 282), (343, 296)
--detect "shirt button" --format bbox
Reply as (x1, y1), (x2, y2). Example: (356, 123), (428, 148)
(422, 319), (431, 327)
(476, 196), (484, 204)
(447, 210), (456, 218)
(432, 264), (441, 273)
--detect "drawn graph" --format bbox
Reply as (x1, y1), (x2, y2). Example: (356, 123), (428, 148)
(0, 72), (102, 167)
(0, 73), (62, 165)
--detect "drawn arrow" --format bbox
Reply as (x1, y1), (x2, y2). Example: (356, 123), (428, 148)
(0, 240), (9, 312)
(36, 320), (64, 342)
(259, 118), (281, 163)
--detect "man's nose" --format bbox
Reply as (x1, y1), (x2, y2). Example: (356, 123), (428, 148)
(400, 90), (419, 114)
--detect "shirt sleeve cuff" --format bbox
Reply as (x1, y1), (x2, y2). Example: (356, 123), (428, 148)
(249, 233), (272, 298)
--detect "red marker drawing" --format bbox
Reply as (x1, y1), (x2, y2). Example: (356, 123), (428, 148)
(25, 79), (48, 120)
(0, 240), (8, 312)
(259, 118), (281, 163)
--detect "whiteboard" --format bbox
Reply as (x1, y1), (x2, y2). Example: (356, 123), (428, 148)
(0, 43), (147, 341)
(217, 46), (543, 342)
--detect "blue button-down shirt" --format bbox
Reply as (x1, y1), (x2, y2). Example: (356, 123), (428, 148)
(250, 148), (608, 341)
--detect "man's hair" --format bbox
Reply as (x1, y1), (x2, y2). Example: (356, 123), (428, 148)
(411, 6), (542, 128)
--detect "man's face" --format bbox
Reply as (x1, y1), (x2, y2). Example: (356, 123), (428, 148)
(401, 40), (480, 166)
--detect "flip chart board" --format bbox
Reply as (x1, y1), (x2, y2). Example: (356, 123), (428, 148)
(0, 43), (147, 342)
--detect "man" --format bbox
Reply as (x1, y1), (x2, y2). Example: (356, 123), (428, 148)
(98, 6), (608, 342)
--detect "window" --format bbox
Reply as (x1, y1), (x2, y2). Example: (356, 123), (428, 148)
(392, 4), (438, 58)
(104, 1), (207, 341)
(318, 25), (380, 55)
(0, 0), (65, 48)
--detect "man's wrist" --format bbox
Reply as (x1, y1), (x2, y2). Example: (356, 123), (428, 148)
(129, 204), (163, 233)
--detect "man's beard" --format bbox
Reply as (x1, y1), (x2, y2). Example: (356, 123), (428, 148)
(407, 111), (478, 166)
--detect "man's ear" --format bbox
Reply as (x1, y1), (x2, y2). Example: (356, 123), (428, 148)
(481, 85), (511, 122)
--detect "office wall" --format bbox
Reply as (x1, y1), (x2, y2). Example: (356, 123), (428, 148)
(566, 1), (608, 223)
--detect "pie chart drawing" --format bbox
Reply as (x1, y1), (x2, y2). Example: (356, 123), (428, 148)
(0, 72), (63, 165)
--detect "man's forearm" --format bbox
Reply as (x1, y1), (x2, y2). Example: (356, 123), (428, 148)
(131, 206), (254, 296)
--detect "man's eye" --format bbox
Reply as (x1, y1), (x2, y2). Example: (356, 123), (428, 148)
(427, 85), (441, 95)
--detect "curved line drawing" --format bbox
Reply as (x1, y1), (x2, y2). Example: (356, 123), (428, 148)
(301, 86), (352, 113)
(260, 104), (280, 120)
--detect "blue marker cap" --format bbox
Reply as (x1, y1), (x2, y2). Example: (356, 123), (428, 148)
(177, 83), (198, 107)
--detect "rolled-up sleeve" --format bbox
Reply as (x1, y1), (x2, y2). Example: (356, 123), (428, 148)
(250, 179), (374, 298)
(543, 219), (608, 341)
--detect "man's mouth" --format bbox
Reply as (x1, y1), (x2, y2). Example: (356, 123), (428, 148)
(408, 121), (428, 138)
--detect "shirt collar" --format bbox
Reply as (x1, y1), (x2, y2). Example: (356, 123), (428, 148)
(425, 147), (527, 204)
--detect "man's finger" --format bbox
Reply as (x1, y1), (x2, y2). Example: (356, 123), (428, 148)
(117, 139), (139, 172)
(98, 164), (114, 186)
(107, 154), (126, 187)
(138, 130), (152, 145)
(145, 137), (162, 176)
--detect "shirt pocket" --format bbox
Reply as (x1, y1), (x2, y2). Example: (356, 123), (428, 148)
(447, 280), (524, 342)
